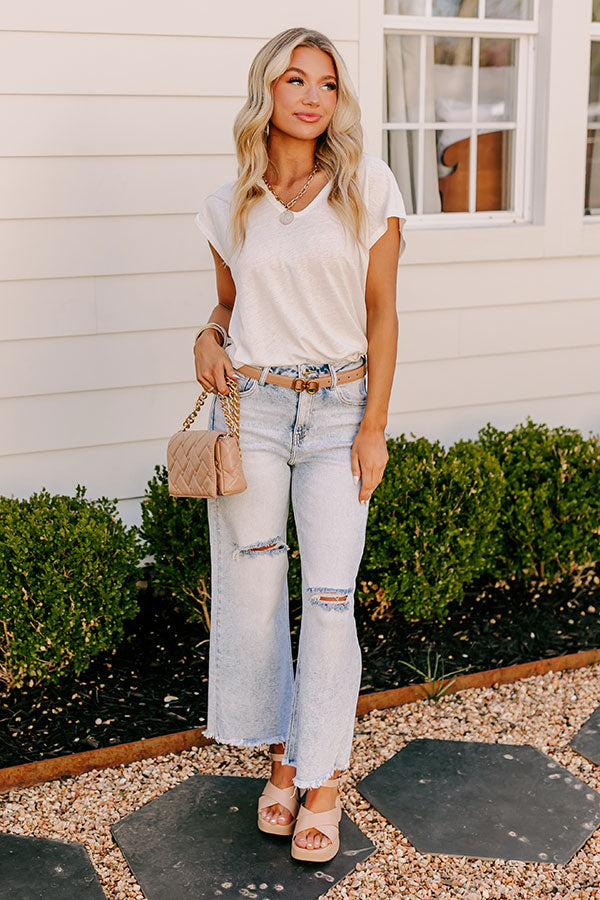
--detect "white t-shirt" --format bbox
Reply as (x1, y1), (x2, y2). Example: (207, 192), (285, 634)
(194, 153), (407, 368)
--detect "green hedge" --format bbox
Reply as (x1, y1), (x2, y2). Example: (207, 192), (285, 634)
(478, 418), (600, 582)
(357, 434), (504, 622)
(137, 420), (600, 632)
(140, 465), (213, 630)
(5, 419), (597, 692)
(0, 486), (141, 691)
(124, 419), (600, 625)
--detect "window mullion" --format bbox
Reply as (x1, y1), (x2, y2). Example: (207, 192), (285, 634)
(513, 35), (531, 220)
(417, 32), (426, 216)
(470, 35), (479, 214)
(383, 16), (537, 36)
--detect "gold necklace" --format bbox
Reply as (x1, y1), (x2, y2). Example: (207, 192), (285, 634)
(262, 163), (319, 225)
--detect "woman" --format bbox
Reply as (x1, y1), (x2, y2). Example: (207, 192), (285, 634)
(193, 26), (406, 863)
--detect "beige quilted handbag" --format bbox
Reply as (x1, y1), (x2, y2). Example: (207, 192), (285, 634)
(167, 376), (247, 498)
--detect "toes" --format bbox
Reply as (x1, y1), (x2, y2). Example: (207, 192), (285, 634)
(278, 804), (292, 824)
(295, 829), (330, 850)
(261, 803), (291, 825)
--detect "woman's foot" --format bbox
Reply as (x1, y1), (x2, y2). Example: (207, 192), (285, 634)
(258, 742), (297, 827)
(293, 771), (341, 851)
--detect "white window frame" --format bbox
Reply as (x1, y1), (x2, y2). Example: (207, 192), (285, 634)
(358, 0), (600, 264)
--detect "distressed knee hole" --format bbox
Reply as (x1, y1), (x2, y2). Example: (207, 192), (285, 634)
(307, 587), (353, 611)
(232, 535), (289, 561)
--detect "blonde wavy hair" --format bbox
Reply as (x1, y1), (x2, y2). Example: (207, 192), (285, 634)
(229, 27), (367, 255)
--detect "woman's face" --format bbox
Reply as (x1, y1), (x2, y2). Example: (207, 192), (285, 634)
(270, 45), (338, 141)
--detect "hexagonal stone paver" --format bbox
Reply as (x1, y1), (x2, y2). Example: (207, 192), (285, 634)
(355, 738), (600, 863)
(570, 704), (600, 765)
(111, 773), (375, 899)
(0, 832), (106, 898)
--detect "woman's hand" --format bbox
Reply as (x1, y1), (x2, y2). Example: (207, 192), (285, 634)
(194, 330), (239, 395)
(351, 423), (389, 504)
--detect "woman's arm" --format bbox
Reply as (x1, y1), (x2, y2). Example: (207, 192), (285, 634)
(194, 242), (239, 395)
(351, 217), (402, 503)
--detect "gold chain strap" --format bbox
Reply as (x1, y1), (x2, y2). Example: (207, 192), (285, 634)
(181, 376), (242, 455)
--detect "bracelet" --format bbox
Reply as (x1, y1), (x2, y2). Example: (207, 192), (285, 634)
(194, 323), (227, 347)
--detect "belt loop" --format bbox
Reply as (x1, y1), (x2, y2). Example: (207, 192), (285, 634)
(258, 365), (270, 386)
(328, 362), (338, 389)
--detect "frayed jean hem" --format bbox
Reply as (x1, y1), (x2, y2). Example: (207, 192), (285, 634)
(202, 730), (288, 749)
(292, 762), (349, 790)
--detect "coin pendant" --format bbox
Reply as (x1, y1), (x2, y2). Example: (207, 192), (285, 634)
(280, 209), (294, 225)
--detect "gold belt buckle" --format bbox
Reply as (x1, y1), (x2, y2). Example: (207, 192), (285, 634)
(291, 376), (320, 393)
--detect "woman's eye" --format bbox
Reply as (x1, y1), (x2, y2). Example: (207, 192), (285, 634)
(287, 77), (337, 91)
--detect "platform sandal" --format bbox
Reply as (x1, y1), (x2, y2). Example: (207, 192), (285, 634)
(290, 776), (342, 862)
(257, 751), (300, 836)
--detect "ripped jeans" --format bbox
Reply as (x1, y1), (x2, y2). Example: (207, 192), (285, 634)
(204, 354), (370, 789)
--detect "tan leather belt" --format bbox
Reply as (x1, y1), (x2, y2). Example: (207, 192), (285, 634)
(236, 362), (366, 394)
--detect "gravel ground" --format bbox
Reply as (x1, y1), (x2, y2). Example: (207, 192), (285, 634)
(1, 663), (600, 900)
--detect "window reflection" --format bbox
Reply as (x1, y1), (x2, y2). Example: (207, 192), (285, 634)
(384, 0), (427, 14)
(486, 0), (532, 19)
(432, 0), (476, 16)
(384, 30), (517, 213)
(384, 0), (533, 16)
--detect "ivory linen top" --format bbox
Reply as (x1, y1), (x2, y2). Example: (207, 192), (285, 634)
(194, 153), (407, 368)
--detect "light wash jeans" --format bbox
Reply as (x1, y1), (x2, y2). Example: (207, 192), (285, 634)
(204, 354), (370, 789)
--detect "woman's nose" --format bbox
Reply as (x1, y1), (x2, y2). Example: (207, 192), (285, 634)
(302, 85), (320, 105)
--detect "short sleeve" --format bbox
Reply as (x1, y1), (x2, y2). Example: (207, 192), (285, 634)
(365, 156), (407, 259)
(194, 192), (232, 266)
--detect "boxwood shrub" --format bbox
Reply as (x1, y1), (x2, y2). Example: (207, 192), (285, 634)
(140, 465), (303, 631)
(0, 486), (141, 691)
(141, 419), (600, 629)
(478, 418), (600, 582)
(358, 434), (504, 622)
(140, 465), (213, 630)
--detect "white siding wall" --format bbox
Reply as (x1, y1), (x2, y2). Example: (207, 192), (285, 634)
(1, 0), (599, 528)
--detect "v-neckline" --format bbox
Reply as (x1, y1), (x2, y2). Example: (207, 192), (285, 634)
(261, 176), (332, 217)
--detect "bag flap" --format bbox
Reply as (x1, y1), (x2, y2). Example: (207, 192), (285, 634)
(167, 429), (226, 497)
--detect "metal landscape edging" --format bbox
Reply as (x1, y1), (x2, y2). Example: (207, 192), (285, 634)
(1, 646), (599, 794)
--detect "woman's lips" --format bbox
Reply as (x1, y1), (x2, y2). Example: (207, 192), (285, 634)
(294, 113), (321, 122)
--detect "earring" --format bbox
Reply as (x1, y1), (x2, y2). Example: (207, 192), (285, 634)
(265, 122), (270, 138)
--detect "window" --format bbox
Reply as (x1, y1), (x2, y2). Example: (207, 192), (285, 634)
(382, 0), (538, 220)
(587, 0), (600, 215)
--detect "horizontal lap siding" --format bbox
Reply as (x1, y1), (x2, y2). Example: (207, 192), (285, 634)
(0, 3), (359, 39)
(1, 7), (599, 528)
(0, 96), (242, 156)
